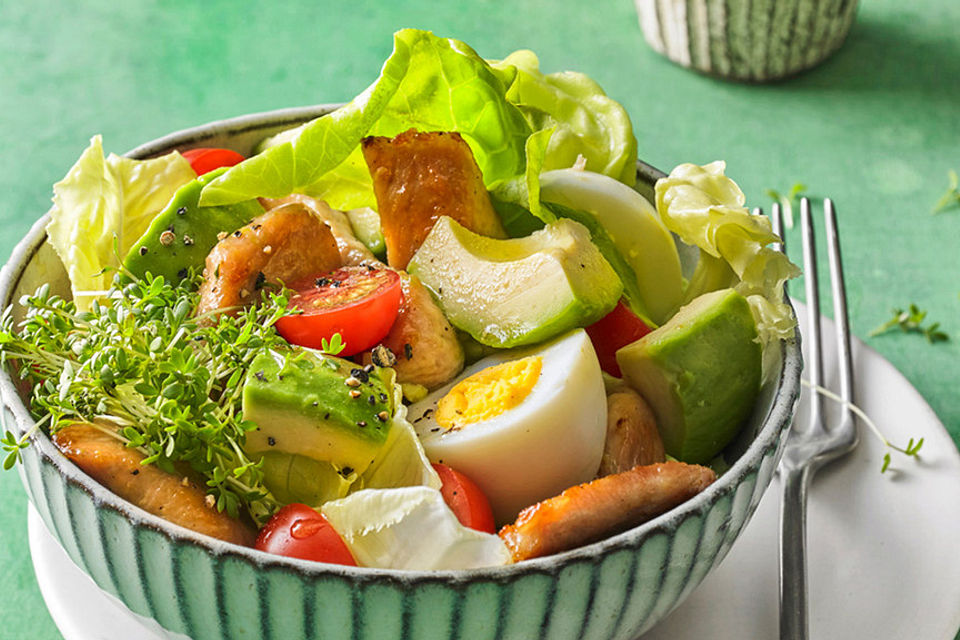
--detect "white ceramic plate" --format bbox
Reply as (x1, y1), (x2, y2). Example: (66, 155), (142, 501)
(646, 303), (960, 639)
(28, 305), (960, 640)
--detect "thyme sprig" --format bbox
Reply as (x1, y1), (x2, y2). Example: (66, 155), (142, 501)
(802, 380), (924, 473)
(869, 304), (949, 344)
(0, 272), (298, 524)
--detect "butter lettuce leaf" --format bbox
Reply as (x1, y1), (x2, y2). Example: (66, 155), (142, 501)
(489, 127), (557, 229)
(655, 161), (801, 344)
(490, 50), (638, 186)
(200, 29), (638, 217)
(321, 486), (511, 570)
(46, 135), (196, 310)
(200, 29), (532, 209)
(360, 384), (441, 492)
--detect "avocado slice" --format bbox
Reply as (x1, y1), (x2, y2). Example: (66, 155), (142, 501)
(407, 216), (622, 348)
(242, 349), (395, 476)
(257, 451), (355, 507)
(345, 206), (386, 258)
(539, 169), (684, 325)
(615, 288), (761, 464)
(123, 167), (263, 283)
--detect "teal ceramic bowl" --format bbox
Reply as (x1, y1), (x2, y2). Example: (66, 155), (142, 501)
(0, 106), (802, 640)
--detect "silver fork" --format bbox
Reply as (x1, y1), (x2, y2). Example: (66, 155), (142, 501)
(771, 198), (859, 640)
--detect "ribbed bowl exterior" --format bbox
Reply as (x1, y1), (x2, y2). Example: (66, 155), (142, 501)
(13, 427), (787, 640)
(1, 106), (802, 640)
(635, 0), (860, 81)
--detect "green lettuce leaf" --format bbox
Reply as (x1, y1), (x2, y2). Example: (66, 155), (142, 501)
(655, 161), (801, 344)
(489, 127), (557, 223)
(200, 29), (532, 209)
(46, 135), (196, 310)
(490, 49), (638, 186)
(200, 29), (638, 219)
(360, 381), (441, 492)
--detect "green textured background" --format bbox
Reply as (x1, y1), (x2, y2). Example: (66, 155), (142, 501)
(0, 1), (957, 638)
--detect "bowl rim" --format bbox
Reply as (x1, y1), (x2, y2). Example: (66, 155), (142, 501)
(0, 104), (802, 582)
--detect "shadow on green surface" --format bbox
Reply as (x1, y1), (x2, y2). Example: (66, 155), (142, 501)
(794, 14), (960, 101)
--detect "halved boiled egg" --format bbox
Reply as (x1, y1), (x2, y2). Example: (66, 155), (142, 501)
(408, 329), (607, 524)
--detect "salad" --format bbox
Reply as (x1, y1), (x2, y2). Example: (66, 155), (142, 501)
(0, 29), (798, 571)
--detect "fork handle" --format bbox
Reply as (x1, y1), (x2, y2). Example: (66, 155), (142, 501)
(779, 465), (812, 639)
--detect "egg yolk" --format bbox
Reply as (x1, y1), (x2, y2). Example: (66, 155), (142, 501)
(435, 356), (543, 431)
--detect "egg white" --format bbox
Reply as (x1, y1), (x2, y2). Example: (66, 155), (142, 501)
(408, 329), (607, 525)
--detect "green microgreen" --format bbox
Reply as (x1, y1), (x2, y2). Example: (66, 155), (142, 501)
(765, 182), (807, 229)
(932, 169), (959, 214)
(2, 429), (31, 470)
(881, 437), (924, 473)
(320, 333), (346, 356)
(801, 380), (924, 473)
(869, 304), (949, 344)
(0, 272), (298, 524)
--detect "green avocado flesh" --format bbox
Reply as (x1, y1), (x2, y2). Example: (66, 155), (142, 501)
(346, 206), (386, 258)
(616, 288), (761, 464)
(407, 216), (622, 348)
(257, 451), (354, 507)
(123, 168), (263, 283)
(242, 350), (395, 476)
(544, 202), (652, 327)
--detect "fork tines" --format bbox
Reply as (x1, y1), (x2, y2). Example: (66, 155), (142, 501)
(767, 197), (860, 640)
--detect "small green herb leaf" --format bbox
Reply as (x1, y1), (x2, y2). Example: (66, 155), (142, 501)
(801, 379), (927, 474)
(320, 333), (346, 356)
(765, 182), (807, 229)
(869, 304), (949, 343)
(0, 272), (295, 524)
(932, 169), (959, 214)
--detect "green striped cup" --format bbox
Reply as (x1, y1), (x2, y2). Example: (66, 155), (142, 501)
(636, 0), (860, 81)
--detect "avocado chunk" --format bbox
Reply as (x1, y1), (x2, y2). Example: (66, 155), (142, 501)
(242, 350), (395, 476)
(539, 169), (684, 325)
(123, 168), (263, 283)
(257, 451), (354, 507)
(407, 216), (622, 348)
(616, 288), (761, 464)
(346, 206), (386, 258)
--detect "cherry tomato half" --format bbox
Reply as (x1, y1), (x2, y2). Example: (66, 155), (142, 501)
(255, 503), (356, 566)
(432, 463), (496, 533)
(180, 147), (246, 175)
(276, 266), (402, 357)
(585, 300), (653, 377)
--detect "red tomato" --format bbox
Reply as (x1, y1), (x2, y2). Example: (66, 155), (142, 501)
(585, 301), (653, 377)
(432, 463), (496, 533)
(180, 147), (245, 175)
(276, 266), (402, 356)
(255, 503), (356, 566)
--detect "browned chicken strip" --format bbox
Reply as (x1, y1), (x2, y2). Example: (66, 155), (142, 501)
(598, 388), (665, 477)
(53, 423), (255, 546)
(499, 461), (716, 562)
(260, 194), (377, 267)
(196, 202), (341, 316)
(362, 129), (507, 270)
(361, 273), (464, 390)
